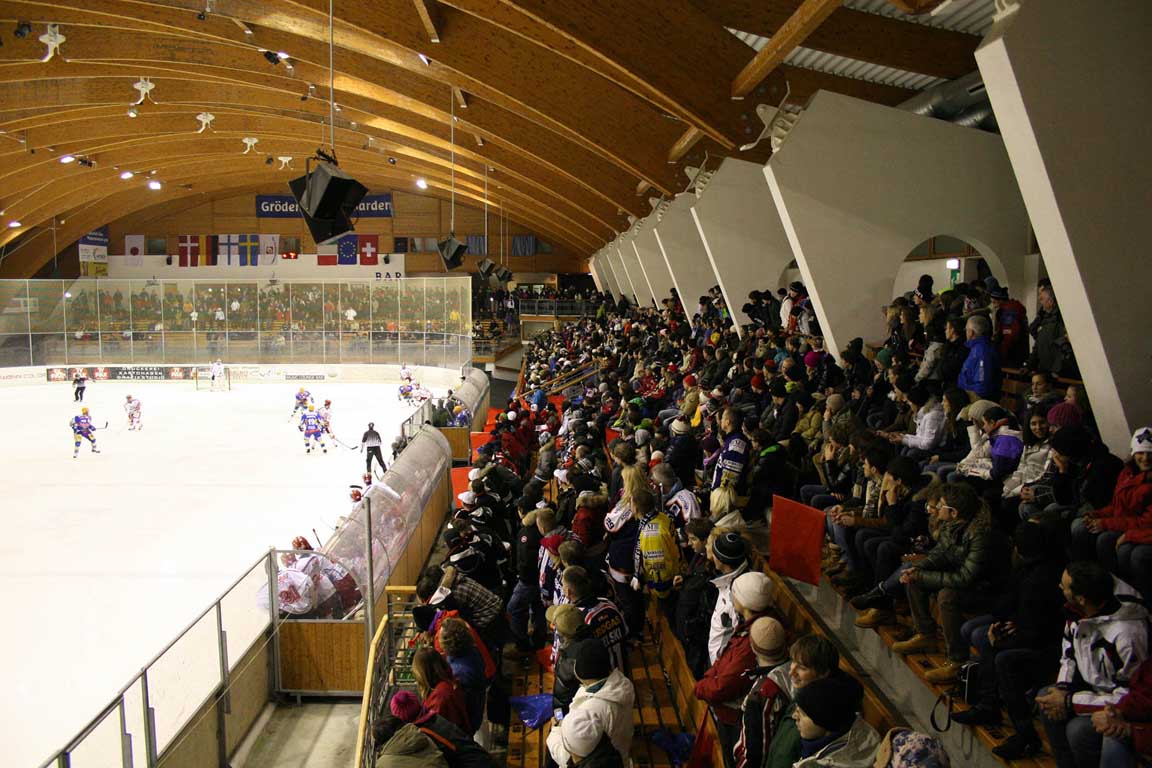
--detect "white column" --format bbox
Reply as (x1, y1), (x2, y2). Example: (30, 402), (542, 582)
(765, 91), (1030, 358)
(977, 0), (1152, 455)
(605, 244), (633, 302)
(632, 220), (676, 309)
(589, 255), (605, 293)
(692, 158), (797, 334)
(613, 235), (645, 305)
(654, 192), (719, 319)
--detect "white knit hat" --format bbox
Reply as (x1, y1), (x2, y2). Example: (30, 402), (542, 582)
(1133, 428), (1152, 455)
(732, 571), (774, 613)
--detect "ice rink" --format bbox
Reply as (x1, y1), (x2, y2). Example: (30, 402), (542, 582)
(1, 376), (420, 767)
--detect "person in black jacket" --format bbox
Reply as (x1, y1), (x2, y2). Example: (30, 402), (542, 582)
(550, 603), (594, 713)
(768, 378), (799, 445)
(673, 519), (716, 679)
(939, 317), (969, 387)
(666, 419), (702, 490)
(951, 522), (1067, 758)
(853, 456), (930, 607)
(507, 509), (545, 652)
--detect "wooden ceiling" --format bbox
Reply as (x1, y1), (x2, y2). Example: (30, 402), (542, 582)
(0, 0), (981, 277)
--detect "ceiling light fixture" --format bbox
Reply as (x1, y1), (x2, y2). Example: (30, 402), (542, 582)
(120, 170), (134, 179)
(262, 50), (280, 65)
(416, 178), (428, 189)
(387, 156), (397, 165)
(59, 155), (76, 164)
(148, 180), (162, 190)
(418, 53), (431, 66)
(127, 106), (138, 118)
(8, 220), (22, 228)
(276, 51), (290, 59)
(14, 21), (32, 39)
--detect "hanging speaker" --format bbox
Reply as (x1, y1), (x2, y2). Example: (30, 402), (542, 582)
(288, 160), (368, 245)
(477, 257), (495, 277)
(437, 235), (467, 269)
(494, 265), (513, 283)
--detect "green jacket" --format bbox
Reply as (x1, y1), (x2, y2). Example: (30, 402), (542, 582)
(916, 516), (995, 591)
(765, 701), (800, 768)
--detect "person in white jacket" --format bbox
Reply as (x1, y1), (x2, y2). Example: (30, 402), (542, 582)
(547, 640), (636, 767)
(879, 386), (943, 457)
(1033, 561), (1150, 766)
(1002, 412), (1053, 498)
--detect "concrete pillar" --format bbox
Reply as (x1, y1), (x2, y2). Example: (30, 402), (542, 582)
(598, 248), (623, 299)
(691, 159), (796, 334)
(633, 219), (676, 308)
(606, 242), (637, 303)
(653, 193), (719, 319)
(765, 91), (1031, 358)
(589, 254), (605, 293)
(614, 235), (647, 306)
(977, 0), (1152, 455)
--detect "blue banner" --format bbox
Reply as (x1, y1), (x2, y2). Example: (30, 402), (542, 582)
(256, 194), (392, 218)
(79, 226), (109, 247)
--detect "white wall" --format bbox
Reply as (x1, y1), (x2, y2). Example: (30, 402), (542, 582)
(692, 159), (796, 334)
(977, 0), (1152, 455)
(765, 91), (1031, 355)
(652, 193), (718, 320)
(632, 225), (676, 307)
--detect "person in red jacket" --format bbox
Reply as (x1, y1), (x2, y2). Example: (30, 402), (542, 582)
(989, 285), (1029, 366)
(412, 647), (473, 733)
(1091, 657), (1152, 763)
(1078, 428), (1152, 564)
(693, 571), (777, 768)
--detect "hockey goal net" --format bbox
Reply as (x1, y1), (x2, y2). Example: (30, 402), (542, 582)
(193, 366), (232, 391)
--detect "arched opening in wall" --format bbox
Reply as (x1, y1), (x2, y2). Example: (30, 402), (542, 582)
(895, 235), (993, 303)
(778, 259), (800, 291)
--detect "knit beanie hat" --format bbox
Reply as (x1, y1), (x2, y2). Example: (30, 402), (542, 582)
(1133, 428), (1152, 455)
(769, 378), (789, 398)
(803, 350), (825, 368)
(874, 728), (950, 768)
(794, 673), (863, 734)
(711, 531), (748, 566)
(670, 418), (691, 436)
(1051, 424), (1092, 460)
(559, 707), (603, 758)
(749, 617), (788, 665)
(750, 374), (765, 390)
(389, 690), (425, 723)
(825, 393), (846, 413)
(573, 639), (612, 682)
(875, 348), (893, 369)
(1046, 402), (1083, 428)
(732, 571), (774, 612)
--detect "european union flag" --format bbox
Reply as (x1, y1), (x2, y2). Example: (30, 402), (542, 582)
(337, 235), (358, 265)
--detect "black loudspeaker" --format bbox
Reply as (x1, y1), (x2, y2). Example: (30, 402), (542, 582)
(477, 257), (495, 277)
(288, 162), (368, 245)
(494, 265), (513, 283)
(437, 236), (467, 269)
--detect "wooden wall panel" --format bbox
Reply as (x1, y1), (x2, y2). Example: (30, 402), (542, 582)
(278, 622), (367, 692)
(224, 641), (271, 756)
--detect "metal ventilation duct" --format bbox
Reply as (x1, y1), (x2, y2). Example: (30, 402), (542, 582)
(898, 71), (998, 132)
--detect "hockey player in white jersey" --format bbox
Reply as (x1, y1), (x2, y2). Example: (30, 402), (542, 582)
(317, 399), (332, 433)
(210, 359), (225, 390)
(124, 394), (142, 431)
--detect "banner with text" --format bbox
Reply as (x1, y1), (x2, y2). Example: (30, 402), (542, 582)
(255, 193), (393, 218)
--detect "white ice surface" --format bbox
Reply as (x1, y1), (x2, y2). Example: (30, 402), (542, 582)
(0, 378), (418, 767)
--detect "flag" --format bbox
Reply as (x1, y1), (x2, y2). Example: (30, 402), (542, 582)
(203, 235), (219, 266)
(238, 234), (260, 266)
(768, 496), (826, 585)
(178, 235), (200, 267)
(125, 234), (145, 260)
(259, 234), (280, 264)
(317, 244), (338, 266)
(218, 234), (241, 265)
(358, 234), (379, 265)
(337, 234), (358, 265)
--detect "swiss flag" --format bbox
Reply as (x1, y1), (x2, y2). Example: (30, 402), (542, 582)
(358, 234), (379, 265)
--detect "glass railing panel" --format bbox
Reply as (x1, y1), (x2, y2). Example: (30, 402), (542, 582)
(146, 608), (221, 753)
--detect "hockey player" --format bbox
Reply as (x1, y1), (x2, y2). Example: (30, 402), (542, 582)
(397, 381), (414, 401)
(71, 407), (99, 458)
(400, 363), (413, 383)
(124, 394), (142, 431)
(317, 399), (332, 433)
(293, 387), (313, 415)
(299, 404), (327, 454)
(210, 359), (225, 390)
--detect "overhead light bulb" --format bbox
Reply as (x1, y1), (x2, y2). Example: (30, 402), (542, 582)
(946, 258), (961, 270)
(276, 51), (290, 59)
(148, 180), (162, 190)
(415, 178), (428, 189)
(387, 156), (397, 165)
(120, 171), (134, 180)
(127, 107), (138, 118)
(64, 292), (72, 299)
(8, 220), (22, 228)
(59, 155), (76, 164)
(418, 53), (431, 66)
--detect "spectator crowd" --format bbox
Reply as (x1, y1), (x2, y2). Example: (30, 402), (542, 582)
(371, 272), (1149, 768)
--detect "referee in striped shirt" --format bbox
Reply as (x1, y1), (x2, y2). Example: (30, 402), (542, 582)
(361, 422), (385, 475)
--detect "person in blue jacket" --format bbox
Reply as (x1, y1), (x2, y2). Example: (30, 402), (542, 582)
(958, 314), (1002, 400)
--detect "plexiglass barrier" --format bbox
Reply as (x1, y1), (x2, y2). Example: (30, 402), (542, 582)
(454, 367), (490, 416)
(0, 277), (472, 369)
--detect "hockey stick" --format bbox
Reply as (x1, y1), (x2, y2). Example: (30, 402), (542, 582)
(329, 432), (359, 450)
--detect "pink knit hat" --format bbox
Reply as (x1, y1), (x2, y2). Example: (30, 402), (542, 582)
(389, 690), (425, 723)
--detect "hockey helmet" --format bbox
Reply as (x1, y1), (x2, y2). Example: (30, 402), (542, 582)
(125, 394), (132, 400)
(81, 407), (89, 415)
(349, 484), (363, 502)
(324, 399), (331, 406)
(291, 535), (313, 551)
(308, 404), (315, 411)
(299, 387), (306, 393)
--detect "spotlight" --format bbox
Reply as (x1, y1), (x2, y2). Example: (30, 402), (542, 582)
(64, 292), (72, 299)
(8, 220), (22, 228)
(14, 21), (32, 39)
(59, 155), (76, 164)
(148, 180), (162, 190)
(265, 156), (274, 165)
(387, 156), (397, 165)
(276, 51), (290, 59)
(127, 106), (138, 118)
(120, 171), (134, 180)
(77, 157), (96, 168)
(197, 11), (206, 20)
(262, 50), (280, 65)
(418, 53), (431, 66)
(415, 178), (428, 189)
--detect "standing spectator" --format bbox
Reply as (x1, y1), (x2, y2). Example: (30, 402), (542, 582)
(412, 648), (472, 733)
(714, 407), (751, 492)
(666, 418), (702, 489)
(989, 284), (1029, 367)
(562, 566), (629, 672)
(733, 617), (790, 768)
(631, 487), (683, 609)
(957, 314), (1001, 401)
(1029, 284), (1076, 378)
(438, 617), (490, 735)
(1034, 561), (1149, 767)
(694, 571), (777, 767)
(549, 604), (592, 714)
(507, 510), (545, 653)
(708, 531), (751, 664)
(673, 519), (716, 678)
(546, 641), (636, 768)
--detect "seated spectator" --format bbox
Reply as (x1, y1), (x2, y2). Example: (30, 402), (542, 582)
(951, 523), (1066, 756)
(921, 387), (972, 480)
(1033, 561), (1149, 766)
(827, 443), (893, 595)
(673, 518), (716, 678)
(1091, 657), (1152, 766)
(893, 483), (1010, 683)
(1074, 428), (1152, 577)
(791, 673), (880, 767)
(871, 728), (951, 768)
(1021, 371), (1063, 421)
(1001, 410), (1053, 501)
(734, 617), (790, 768)
(412, 647), (472, 732)
(546, 640), (636, 767)
(1019, 424), (1124, 526)
(694, 571), (777, 767)
(879, 384), (943, 460)
(708, 531), (751, 664)
(764, 634), (841, 768)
